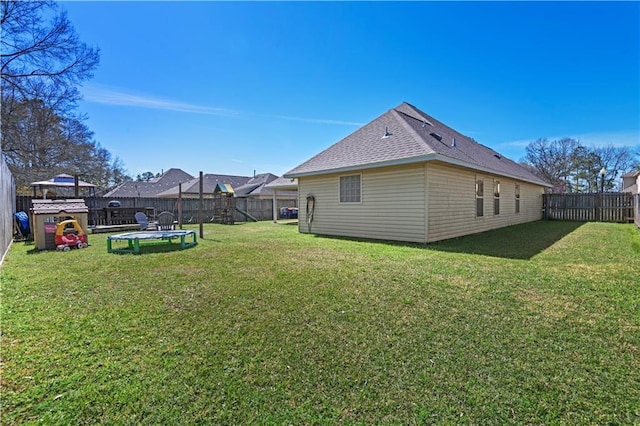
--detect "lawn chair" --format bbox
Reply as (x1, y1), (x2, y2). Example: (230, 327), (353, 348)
(157, 211), (176, 230)
(135, 212), (150, 231)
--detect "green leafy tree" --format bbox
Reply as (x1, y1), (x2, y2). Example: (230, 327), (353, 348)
(571, 147), (600, 193)
(136, 172), (156, 182)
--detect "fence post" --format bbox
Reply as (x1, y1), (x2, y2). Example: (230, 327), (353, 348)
(178, 183), (183, 230)
(199, 171), (204, 239)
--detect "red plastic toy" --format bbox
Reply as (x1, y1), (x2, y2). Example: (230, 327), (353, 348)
(55, 219), (89, 251)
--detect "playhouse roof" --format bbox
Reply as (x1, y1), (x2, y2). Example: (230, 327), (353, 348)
(214, 183), (235, 194)
(31, 199), (89, 215)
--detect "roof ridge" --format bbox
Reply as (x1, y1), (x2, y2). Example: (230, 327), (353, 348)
(390, 109), (436, 153)
(395, 102), (439, 124)
(393, 107), (510, 169)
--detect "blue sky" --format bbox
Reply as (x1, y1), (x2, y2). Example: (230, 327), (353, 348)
(62, 1), (639, 179)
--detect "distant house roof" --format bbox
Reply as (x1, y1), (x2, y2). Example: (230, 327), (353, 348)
(265, 176), (298, 191)
(234, 173), (280, 197)
(155, 174), (251, 197)
(148, 168), (194, 184)
(622, 170), (640, 178)
(104, 168), (194, 198)
(285, 102), (550, 187)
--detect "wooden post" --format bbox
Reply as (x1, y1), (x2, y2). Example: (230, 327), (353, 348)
(199, 171), (204, 238)
(272, 190), (278, 223)
(74, 174), (79, 198)
(178, 183), (183, 230)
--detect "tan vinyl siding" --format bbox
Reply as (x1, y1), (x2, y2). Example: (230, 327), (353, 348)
(296, 161), (545, 244)
(426, 162), (544, 242)
(298, 164), (427, 243)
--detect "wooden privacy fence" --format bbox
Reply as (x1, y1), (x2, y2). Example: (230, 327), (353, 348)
(543, 193), (635, 223)
(15, 196), (298, 226)
(1, 156), (16, 262)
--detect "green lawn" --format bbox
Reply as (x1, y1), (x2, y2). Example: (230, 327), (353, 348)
(1, 221), (639, 424)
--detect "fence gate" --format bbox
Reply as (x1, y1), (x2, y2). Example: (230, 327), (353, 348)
(543, 193), (634, 223)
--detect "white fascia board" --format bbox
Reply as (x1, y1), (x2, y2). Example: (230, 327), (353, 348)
(284, 154), (439, 178)
(265, 183), (299, 190)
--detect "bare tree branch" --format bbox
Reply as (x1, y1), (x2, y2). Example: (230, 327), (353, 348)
(1, 1), (130, 191)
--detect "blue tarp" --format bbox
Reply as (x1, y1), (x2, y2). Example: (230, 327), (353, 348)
(14, 211), (30, 237)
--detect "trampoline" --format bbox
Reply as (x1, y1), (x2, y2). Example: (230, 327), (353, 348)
(107, 230), (197, 254)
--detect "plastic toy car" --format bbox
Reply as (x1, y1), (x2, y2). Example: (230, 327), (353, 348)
(55, 219), (89, 251)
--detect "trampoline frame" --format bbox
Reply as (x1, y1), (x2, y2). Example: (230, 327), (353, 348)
(107, 230), (197, 254)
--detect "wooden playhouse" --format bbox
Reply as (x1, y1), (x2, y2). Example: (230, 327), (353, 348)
(31, 199), (89, 250)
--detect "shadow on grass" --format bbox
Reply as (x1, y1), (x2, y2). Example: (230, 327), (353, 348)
(107, 241), (198, 255)
(428, 220), (584, 260)
(314, 220), (585, 260)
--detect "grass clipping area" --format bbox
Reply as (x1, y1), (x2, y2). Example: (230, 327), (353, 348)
(2, 221), (639, 424)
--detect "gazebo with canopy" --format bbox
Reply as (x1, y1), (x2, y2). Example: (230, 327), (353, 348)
(30, 173), (96, 199)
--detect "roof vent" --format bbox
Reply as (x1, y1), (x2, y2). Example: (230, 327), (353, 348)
(430, 132), (442, 141)
(494, 154), (502, 159)
(452, 137), (456, 147)
(382, 126), (391, 138)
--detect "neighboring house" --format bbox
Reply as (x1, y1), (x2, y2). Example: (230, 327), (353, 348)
(234, 173), (278, 198)
(104, 168), (194, 198)
(621, 170), (640, 194)
(284, 102), (551, 243)
(156, 174), (252, 198)
(104, 168), (295, 200)
(234, 173), (297, 199)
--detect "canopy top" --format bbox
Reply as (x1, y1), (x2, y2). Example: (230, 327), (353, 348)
(30, 174), (96, 188)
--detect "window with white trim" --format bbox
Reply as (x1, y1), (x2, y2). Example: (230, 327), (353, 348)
(515, 184), (520, 214)
(340, 175), (361, 203)
(476, 179), (484, 217)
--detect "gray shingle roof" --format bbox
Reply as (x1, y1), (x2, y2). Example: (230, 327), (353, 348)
(265, 176), (298, 190)
(104, 168), (194, 197)
(285, 102), (550, 187)
(155, 174), (251, 197)
(234, 173), (279, 197)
